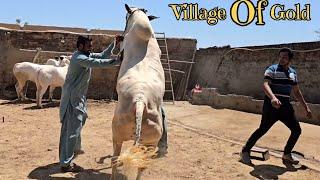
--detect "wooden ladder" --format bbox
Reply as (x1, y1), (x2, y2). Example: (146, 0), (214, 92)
(155, 32), (175, 104)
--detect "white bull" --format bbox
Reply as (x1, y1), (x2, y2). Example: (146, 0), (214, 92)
(13, 56), (70, 107)
(46, 56), (70, 67)
(111, 4), (164, 179)
(13, 62), (43, 101)
(36, 64), (68, 108)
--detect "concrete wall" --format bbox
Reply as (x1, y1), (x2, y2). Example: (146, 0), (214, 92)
(0, 27), (197, 100)
(191, 88), (320, 126)
(189, 41), (320, 104)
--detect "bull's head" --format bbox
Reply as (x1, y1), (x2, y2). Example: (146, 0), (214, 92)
(125, 4), (159, 22)
(59, 55), (70, 67)
(122, 4), (159, 49)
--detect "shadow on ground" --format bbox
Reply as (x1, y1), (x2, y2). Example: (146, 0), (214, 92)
(28, 162), (127, 180)
(23, 101), (60, 110)
(249, 163), (307, 179)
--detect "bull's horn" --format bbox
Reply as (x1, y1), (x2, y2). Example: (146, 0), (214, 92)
(125, 4), (132, 14)
(148, 15), (159, 21)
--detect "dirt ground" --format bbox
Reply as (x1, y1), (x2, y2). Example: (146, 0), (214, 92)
(0, 99), (320, 180)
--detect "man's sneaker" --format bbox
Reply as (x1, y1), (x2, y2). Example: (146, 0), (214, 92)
(282, 154), (299, 165)
(240, 151), (252, 164)
(61, 163), (84, 173)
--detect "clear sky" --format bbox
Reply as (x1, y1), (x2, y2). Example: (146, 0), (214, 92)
(0, 0), (319, 48)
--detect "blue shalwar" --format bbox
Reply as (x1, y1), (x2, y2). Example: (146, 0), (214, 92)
(59, 41), (120, 167)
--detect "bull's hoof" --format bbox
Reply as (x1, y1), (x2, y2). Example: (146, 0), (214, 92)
(21, 97), (29, 101)
(156, 147), (168, 158)
(111, 171), (118, 180)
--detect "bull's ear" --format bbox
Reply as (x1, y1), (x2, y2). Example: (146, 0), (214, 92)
(148, 15), (159, 21)
(125, 4), (132, 14)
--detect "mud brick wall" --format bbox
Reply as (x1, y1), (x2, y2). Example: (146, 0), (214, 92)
(0, 27), (197, 100)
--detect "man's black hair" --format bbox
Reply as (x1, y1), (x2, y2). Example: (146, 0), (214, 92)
(77, 35), (92, 48)
(279, 47), (294, 60)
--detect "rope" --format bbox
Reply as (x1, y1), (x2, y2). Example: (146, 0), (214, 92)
(169, 119), (320, 172)
(223, 47), (320, 56)
(216, 46), (320, 72)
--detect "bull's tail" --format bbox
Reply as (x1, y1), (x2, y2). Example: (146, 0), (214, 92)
(134, 98), (145, 146)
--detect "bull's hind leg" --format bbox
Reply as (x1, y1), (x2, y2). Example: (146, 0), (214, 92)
(16, 80), (26, 100)
(137, 169), (143, 180)
(48, 86), (55, 102)
(111, 140), (123, 180)
(36, 84), (48, 108)
(136, 144), (157, 180)
(15, 83), (21, 100)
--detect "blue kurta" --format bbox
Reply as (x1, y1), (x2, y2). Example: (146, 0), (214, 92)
(59, 41), (120, 167)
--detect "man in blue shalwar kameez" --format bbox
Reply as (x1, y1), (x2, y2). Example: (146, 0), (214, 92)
(59, 35), (122, 172)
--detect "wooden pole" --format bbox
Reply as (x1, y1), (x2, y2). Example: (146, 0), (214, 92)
(182, 48), (196, 100)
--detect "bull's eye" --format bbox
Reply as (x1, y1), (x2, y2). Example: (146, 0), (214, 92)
(140, 9), (147, 13)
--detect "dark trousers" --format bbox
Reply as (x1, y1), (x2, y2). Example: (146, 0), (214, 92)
(243, 96), (301, 155)
(158, 106), (168, 149)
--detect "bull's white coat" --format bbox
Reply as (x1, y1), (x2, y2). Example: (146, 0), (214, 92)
(111, 5), (165, 179)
